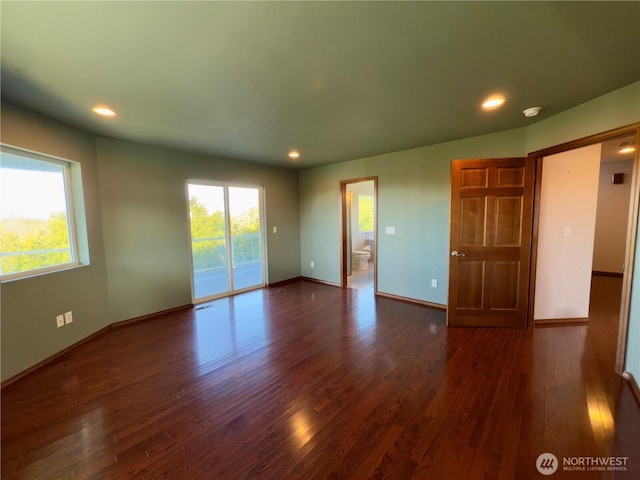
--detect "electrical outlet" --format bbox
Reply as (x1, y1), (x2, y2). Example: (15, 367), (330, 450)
(431, 279), (438, 288)
(64, 311), (73, 325)
(310, 261), (315, 268)
(272, 226), (277, 233)
(56, 315), (65, 328)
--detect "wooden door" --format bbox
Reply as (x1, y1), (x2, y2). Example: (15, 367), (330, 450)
(447, 158), (534, 328)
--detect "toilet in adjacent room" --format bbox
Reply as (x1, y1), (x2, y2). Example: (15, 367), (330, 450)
(352, 246), (371, 270)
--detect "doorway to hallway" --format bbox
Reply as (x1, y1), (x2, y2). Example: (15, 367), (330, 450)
(528, 124), (639, 375)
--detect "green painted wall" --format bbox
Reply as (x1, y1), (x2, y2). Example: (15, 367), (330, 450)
(300, 129), (526, 302)
(97, 138), (300, 323)
(1, 103), (111, 381)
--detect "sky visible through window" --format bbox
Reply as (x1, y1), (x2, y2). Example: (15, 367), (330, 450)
(188, 184), (258, 216)
(1, 153), (67, 219)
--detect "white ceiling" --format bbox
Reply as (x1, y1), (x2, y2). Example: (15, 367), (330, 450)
(1, 1), (639, 169)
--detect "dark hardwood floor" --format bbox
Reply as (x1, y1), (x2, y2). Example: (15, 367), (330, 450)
(2, 277), (639, 479)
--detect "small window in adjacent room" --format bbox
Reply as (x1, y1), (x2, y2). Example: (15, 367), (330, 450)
(358, 194), (374, 232)
(1, 146), (82, 280)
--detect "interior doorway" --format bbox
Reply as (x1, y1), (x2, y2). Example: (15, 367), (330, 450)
(340, 177), (377, 291)
(529, 125), (639, 374)
(533, 136), (635, 323)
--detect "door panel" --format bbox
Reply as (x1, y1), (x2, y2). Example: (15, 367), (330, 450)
(456, 261), (484, 309)
(447, 158), (534, 328)
(496, 166), (524, 187)
(228, 186), (264, 291)
(461, 168), (488, 188)
(188, 184), (229, 299)
(459, 197), (486, 246)
(494, 196), (523, 245)
(491, 261), (519, 309)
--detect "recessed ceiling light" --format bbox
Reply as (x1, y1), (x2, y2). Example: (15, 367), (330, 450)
(523, 107), (542, 117)
(617, 141), (635, 154)
(482, 95), (505, 110)
(92, 105), (117, 117)
(288, 151), (300, 159)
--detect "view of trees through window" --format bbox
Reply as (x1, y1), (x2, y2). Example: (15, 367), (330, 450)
(0, 149), (75, 277)
(189, 195), (262, 273)
(358, 195), (374, 232)
(189, 196), (228, 272)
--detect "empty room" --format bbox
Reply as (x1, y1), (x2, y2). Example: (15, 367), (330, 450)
(1, 2), (639, 479)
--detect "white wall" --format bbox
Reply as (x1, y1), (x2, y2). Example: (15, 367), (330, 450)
(534, 144), (602, 320)
(592, 160), (634, 274)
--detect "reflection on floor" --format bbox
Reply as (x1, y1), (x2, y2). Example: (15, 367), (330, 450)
(347, 262), (374, 290)
(2, 275), (638, 479)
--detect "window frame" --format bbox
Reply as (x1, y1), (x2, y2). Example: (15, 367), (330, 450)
(1, 144), (82, 281)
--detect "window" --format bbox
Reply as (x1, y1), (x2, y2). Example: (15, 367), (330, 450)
(358, 195), (374, 232)
(1, 146), (81, 280)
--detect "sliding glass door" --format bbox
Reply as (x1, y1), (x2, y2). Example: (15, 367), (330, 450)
(228, 186), (263, 290)
(188, 182), (265, 302)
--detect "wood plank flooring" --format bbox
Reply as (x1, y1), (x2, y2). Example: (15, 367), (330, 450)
(2, 277), (639, 479)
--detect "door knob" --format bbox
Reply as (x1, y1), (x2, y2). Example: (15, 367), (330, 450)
(450, 251), (466, 257)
